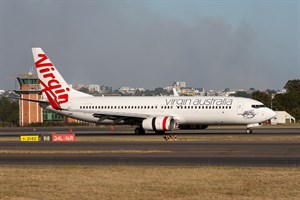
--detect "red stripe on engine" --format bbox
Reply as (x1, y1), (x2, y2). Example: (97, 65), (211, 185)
(162, 116), (169, 130)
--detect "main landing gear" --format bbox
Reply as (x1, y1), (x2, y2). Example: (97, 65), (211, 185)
(134, 127), (145, 135)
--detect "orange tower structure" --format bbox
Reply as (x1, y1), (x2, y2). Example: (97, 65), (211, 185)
(15, 72), (43, 126)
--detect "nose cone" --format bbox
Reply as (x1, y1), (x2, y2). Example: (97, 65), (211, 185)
(266, 108), (276, 120)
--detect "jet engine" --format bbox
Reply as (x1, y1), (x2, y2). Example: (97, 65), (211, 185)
(142, 116), (175, 131)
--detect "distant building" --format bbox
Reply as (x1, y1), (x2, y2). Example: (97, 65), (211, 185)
(119, 87), (144, 95)
(88, 84), (101, 93)
(174, 81), (186, 88)
(119, 87), (135, 95)
(180, 87), (196, 96)
(195, 88), (205, 96)
(206, 90), (221, 96)
(271, 111), (295, 124)
(74, 84), (86, 91)
(164, 81), (187, 92)
(100, 85), (112, 94)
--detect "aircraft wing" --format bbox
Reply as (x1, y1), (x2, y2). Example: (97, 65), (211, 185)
(71, 109), (174, 125)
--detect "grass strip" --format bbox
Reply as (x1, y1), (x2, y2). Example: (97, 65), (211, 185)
(0, 165), (299, 200)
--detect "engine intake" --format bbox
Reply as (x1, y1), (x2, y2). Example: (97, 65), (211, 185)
(142, 116), (175, 131)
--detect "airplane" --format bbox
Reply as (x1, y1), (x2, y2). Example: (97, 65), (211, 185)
(21, 48), (276, 134)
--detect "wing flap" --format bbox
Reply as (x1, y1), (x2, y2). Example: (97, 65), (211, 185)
(91, 111), (151, 119)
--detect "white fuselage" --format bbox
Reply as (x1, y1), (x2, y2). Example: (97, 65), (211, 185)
(42, 96), (276, 126)
(30, 48), (276, 133)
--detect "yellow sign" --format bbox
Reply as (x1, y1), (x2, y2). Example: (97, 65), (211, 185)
(20, 135), (39, 142)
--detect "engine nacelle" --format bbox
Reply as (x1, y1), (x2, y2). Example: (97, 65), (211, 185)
(142, 116), (175, 131)
(178, 124), (208, 130)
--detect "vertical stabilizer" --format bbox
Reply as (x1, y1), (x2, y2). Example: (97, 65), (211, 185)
(32, 48), (91, 110)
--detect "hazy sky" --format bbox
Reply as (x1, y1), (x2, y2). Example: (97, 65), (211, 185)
(0, 0), (299, 91)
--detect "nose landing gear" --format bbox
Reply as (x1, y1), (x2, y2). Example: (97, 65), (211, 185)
(246, 128), (253, 134)
(246, 123), (261, 134)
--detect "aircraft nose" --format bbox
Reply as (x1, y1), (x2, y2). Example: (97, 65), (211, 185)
(267, 109), (276, 120)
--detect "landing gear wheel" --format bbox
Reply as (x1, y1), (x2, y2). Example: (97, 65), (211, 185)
(134, 127), (145, 135)
(246, 128), (253, 134)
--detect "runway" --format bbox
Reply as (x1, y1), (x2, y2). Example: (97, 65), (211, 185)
(0, 127), (299, 166)
(0, 126), (300, 136)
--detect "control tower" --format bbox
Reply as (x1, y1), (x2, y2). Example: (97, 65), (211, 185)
(15, 72), (43, 126)
(15, 71), (78, 126)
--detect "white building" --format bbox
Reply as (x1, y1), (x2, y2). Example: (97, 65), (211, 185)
(119, 87), (136, 95)
(88, 84), (101, 93)
(271, 111), (295, 124)
(175, 81), (186, 88)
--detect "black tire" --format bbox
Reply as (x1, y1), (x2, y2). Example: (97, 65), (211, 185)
(155, 130), (165, 135)
(246, 129), (253, 134)
(134, 127), (145, 135)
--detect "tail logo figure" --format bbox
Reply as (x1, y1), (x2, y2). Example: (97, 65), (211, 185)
(35, 53), (70, 110)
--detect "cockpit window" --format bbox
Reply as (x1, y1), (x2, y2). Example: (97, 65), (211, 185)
(251, 104), (266, 109)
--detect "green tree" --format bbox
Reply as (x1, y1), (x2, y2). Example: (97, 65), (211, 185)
(284, 79), (300, 93)
(79, 87), (89, 94)
(230, 91), (251, 98)
(0, 97), (19, 124)
(153, 88), (170, 96)
(252, 91), (271, 108)
(272, 79), (300, 121)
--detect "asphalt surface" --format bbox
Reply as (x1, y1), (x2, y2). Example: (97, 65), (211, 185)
(0, 126), (300, 136)
(0, 127), (299, 166)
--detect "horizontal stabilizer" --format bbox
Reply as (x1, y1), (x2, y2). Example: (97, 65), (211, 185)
(10, 96), (49, 104)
